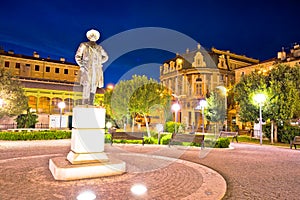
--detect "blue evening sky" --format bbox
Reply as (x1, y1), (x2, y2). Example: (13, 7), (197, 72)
(0, 0), (299, 85)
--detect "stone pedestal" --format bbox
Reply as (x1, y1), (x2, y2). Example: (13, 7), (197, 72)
(49, 106), (126, 180)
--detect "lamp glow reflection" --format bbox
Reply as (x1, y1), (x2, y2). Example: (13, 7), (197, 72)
(76, 191), (96, 200)
(253, 93), (266, 145)
(131, 184), (147, 195)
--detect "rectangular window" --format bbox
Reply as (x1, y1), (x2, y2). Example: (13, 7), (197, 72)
(35, 65), (40, 71)
(4, 61), (9, 68)
(45, 66), (50, 72)
(15, 63), (20, 69)
(26, 64), (30, 67)
(195, 83), (202, 95)
(64, 69), (68, 74)
(55, 68), (59, 73)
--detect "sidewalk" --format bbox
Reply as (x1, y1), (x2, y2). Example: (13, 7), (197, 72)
(0, 140), (299, 199)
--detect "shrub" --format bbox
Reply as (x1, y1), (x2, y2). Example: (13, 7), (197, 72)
(164, 121), (185, 133)
(203, 138), (217, 148)
(0, 130), (71, 140)
(105, 133), (111, 143)
(160, 133), (172, 145)
(215, 137), (230, 148)
(282, 124), (300, 143)
(144, 137), (158, 144)
(263, 122), (300, 143)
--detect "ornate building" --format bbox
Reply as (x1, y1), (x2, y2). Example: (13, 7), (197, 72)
(0, 49), (104, 125)
(160, 44), (259, 131)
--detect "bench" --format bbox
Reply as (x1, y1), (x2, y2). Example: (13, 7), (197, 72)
(169, 133), (205, 149)
(290, 136), (300, 149)
(238, 129), (250, 135)
(7, 128), (50, 132)
(110, 132), (145, 145)
(219, 131), (238, 143)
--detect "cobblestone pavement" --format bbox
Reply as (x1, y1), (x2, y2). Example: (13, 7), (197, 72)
(0, 140), (299, 200)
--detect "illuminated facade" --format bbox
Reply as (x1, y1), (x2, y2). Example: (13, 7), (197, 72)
(160, 44), (259, 130)
(235, 44), (300, 82)
(0, 49), (104, 124)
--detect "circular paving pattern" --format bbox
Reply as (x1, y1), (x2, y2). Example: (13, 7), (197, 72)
(0, 142), (226, 200)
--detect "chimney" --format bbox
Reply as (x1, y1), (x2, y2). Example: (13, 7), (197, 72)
(277, 47), (286, 61)
(8, 50), (14, 54)
(60, 57), (65, 62)
(292, 43), (300, 57)
(33, 51), (40, 58)
(186, 48), (189, 53)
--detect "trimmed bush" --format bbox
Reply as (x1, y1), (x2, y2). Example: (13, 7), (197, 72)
(144, 137), (157, 144)
(160, 133), (172, 145)
(215, 137), (230, 148)
(105, 133), (111, 143)
(0, 130), (71, 140)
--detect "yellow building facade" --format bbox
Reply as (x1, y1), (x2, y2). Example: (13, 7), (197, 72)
(0, 49), (104, 125)
(160, 44), (259, 131)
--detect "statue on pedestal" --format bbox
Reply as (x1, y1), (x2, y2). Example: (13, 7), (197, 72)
(75, 29), (109, 105)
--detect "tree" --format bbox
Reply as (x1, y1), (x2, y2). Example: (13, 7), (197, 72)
(206, 90), (225, 132)
(233, 71), (269, 123)
(0, 68), (28, 119)
(15, 107), (38, 128)
(233, 64), (300, 143)
(104, 75), (171, 137)
(129, 77), (171, 136)
(266, 64), (300, 142)
(206, 90), (226, 122)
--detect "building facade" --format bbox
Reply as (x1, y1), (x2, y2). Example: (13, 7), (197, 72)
(0, 49), (104, 125)
(160, 44), (259, 131)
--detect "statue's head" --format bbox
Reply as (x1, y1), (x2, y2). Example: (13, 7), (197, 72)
(86, 29), (100, 42)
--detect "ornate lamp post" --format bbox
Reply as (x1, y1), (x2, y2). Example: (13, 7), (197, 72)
(199, 99), (207, 134)
(253, 93), (266, 145)
(171, 102), (180, 133)
(58, 101), (66, 129)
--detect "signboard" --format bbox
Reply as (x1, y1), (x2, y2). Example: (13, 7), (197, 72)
(49, 115), (68, 129)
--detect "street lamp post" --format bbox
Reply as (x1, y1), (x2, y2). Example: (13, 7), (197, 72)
(58, 101), (66, 129)
(199, 99), (207, 134)
(253, 93), (266, 145)
(171, 103), (180, 133)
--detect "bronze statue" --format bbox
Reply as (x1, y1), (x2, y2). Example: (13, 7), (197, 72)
(75, 29), (109, 105)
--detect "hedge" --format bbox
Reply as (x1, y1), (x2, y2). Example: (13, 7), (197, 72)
(0, 130), (71, 140)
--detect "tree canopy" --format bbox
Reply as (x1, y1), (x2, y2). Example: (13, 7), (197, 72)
(233, 64), (300, 124)
(0, 68), (28, 119)
(206, 90), (226, 123)
(104, 75), (171, 136)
